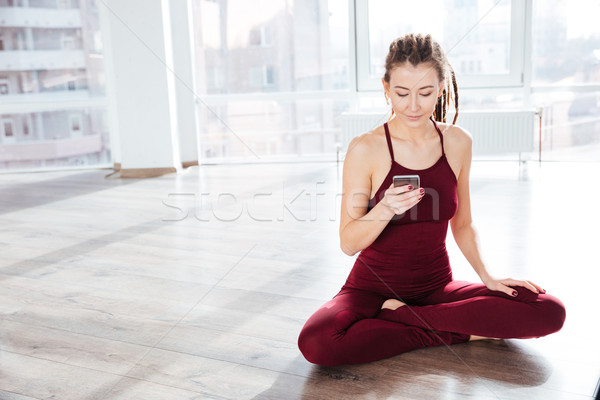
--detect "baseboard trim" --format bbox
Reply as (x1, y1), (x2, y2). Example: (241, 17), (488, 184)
(120, 167), (177, 179)
(182, 160), (199, 168)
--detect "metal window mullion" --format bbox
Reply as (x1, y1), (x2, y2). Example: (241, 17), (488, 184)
(508, 0), (527, 87)
(521, 0), (534, 107)
(354, 0), (373, 92)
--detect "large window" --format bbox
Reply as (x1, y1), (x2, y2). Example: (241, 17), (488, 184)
(0, 0), (111, 172)
(351, 0), (599, 162)
(2, 0), (592, 168)
(191, 0), (350, 161)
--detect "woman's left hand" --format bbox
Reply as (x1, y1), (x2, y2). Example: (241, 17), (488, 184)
(482, 277), (546, 297)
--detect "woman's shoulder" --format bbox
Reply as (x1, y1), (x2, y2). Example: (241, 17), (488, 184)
(437, 122), (472, 149)
(346, 124), (387, 159)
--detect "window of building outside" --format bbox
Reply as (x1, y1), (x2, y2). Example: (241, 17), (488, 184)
(191, 0), (350, 161)
(2, 119), (15, 138)
(0, 0), (110, 172)
(22, 116), (30, 136)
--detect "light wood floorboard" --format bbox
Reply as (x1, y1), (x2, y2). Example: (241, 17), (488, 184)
(0, 161), (598, 399)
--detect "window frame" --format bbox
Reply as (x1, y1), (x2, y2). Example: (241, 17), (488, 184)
(353, 0), (527, 92)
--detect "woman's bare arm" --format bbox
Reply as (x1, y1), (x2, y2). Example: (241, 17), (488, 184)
(339, 134), (423, 256)
(447, 128), (490, 281)
(448, 126), (545, 295)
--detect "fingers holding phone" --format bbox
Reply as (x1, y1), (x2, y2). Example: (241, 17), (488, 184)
(382, 175), (424, 215)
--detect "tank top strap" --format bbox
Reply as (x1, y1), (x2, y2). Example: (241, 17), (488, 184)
(383, 122), (395, 163)
(431, 119), (446, 156)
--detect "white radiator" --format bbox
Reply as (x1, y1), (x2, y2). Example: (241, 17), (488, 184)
(341, 110), (536, 157)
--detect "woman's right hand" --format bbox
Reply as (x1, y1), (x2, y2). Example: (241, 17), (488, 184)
(379, 183), (424, 216)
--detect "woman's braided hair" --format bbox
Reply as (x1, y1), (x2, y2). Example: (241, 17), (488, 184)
(383, 33), (459, 124)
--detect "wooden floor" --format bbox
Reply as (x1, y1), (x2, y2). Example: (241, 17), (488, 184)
(0, 160), (598, 399)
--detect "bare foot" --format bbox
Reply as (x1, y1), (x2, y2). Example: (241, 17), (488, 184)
(469, 335), (502, 341)
(381, 299), (406, 310)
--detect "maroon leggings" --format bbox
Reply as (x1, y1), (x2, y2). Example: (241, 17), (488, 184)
(298, 280), (566, 366)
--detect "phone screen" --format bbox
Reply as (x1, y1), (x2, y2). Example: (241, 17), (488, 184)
(393, 175), (420, 189)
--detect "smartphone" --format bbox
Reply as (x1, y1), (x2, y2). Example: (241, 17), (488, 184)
(393, 174), (420, 189)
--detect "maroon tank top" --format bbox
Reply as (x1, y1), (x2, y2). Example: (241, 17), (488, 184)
(342, 119), (458, 300)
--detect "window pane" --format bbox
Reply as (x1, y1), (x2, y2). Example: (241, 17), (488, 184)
(0, 0), (111, 171)
(0, 109), (111, 169)
(191, 0), (350, 161)
(532, 0), (600, 85)
(198, 98), (350, 160)
(532, 91), (600, 162)
(192, 0), (349, 95)
(367, 0), (511, 80)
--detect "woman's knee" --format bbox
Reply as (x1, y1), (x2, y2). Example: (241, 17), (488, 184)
(541, 295), (566, 334)
(298, 308), (359, 366)
(298, 324), (337, 366)
(297, 324), (318, 363)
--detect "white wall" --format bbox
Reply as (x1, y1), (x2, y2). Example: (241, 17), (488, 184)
(99, 0), (199, 173)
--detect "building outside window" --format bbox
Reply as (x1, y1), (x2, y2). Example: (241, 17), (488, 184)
(530, 0), (600, 161)
(191, 0), (350, 161)
(0, 0), (597, 170)
(0, 0), (110, 172)
(191, 0), (598, 163)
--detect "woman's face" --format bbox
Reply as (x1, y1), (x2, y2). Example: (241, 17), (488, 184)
(383, 62), (444, 127)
